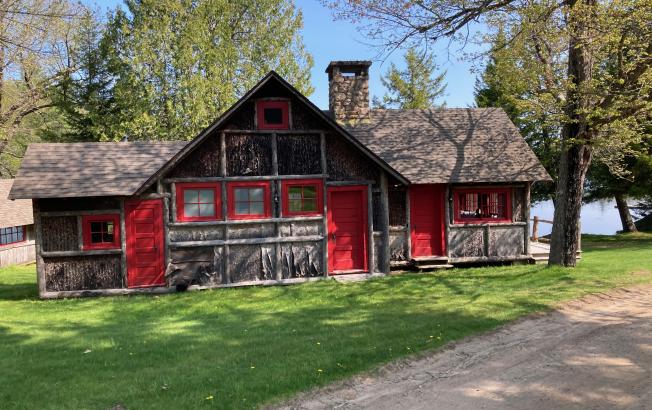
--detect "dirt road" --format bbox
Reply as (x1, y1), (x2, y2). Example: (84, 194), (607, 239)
(277, 286), (652, 409)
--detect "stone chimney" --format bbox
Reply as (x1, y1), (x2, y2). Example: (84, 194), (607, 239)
(326, 61), (371, 123)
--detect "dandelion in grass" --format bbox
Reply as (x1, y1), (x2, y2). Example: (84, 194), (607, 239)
(317, 369), (323, 373)
(250, 365), (255, 369)
(205, 395), (214, 400)
(83, 349), (92, 354)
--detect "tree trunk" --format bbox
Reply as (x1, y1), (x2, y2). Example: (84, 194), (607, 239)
(615, 193), (638, 233)
(549, 0), (596, 267)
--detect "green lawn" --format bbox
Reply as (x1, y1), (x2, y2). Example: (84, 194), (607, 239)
(1, 234), (651, 410)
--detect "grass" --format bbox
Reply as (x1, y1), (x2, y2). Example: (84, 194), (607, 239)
(1, 233), (651, 409)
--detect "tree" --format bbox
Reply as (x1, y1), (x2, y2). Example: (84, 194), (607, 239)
(101, 0), (314, 141)
(46, 9), (117, 142)
(373, 48), (446, 109)
(0, 0), (85, 172)
(326, 0), (652, 266)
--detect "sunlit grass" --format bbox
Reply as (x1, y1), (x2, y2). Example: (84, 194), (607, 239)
(1, 233), (651, 409)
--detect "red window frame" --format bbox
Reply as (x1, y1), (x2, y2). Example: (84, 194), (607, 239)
(82, 214), (121, 250)
(0, 225), (25, 246)
(453, 188), (512, 224)
(256, 100), (289, 130)
(281, 179), (323, 217)
(227, 181), (272, 220)
(175, 182), (222, 222)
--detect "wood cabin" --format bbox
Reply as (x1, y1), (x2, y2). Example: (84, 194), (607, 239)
(0, 179), (35, 267)
(9, 61), (551, 299)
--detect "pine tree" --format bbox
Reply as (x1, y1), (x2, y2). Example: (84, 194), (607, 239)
(374, 48), (446, 109)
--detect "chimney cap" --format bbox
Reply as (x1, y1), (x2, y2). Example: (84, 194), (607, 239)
(325, 60), (372, 74)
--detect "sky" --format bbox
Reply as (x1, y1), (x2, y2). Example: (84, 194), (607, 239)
(87, 0), (483, 110)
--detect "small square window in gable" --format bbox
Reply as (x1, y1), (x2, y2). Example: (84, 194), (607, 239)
(257, 100), (289, 130)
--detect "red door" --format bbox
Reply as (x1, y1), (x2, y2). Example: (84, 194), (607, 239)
(410, 184), (445, 257)
(327, 186), (368, 273)
(125, 199), (165, 288)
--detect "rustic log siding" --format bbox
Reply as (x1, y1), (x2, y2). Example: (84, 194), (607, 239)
(168, 226), (225, 242)
(279, 221), (321, 237)
(326, 132), (379, 182)
(488, 226), (525, 257)
(512, 186), (526, 222)
(388, 187), (407, 227)
(167, 246), (224, 286)
(290, 97), (324, 130)
(229, 224), (275, 239)
(169, 134), (221, 178)
(225, 101), (256, 129)
(449, 227), (485, 258)
(277, 134), (321, 175)
(230, 244), (274, 282)
(281, 242), (322, 278)
(41, 216), (78, 252)
(389, 230), (408, 261)
(44, 254), (122, 291)
(226, 134), (273, 176)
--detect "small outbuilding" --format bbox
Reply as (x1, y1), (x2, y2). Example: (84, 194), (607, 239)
(9, 61), (551, 298)
(0, 179), (35, 267)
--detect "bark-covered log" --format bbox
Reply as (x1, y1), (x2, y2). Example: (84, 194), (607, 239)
(41, 216), (78, 252)
(291, 97), (324, 130)
(225, 101), (256, 129)
(326, 132), (379, 182)
(166, 246), (224, 287)
(281, 242), (322, 278)
(277, 134), (321, 175)
(169, 134), (221, 178)
(44, 255), (122, 291)
(226, 134), (272, 176)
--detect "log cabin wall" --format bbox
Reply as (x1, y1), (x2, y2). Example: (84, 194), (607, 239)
(162, 89), (394, 288)
(446, 183), (531, 263)
(35, 197), (125, 292)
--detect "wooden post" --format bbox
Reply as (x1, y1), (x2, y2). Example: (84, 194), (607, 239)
(220, 131), (230, 283)
(76, 215), (83, 250)
(525, 183), (532, 255)
(405, 187), (412, 260)
(32, 199), (46, 296)
(367, 184), (375, 273)
(271, 132), (282, 281)
(379, 173), (390, 273)
(163, 194), (171, 270)
(120, 198), (128, 287)
(532, 216), (539, 243)
(444, 184), (451, 259)
(320, 132), (329, 277)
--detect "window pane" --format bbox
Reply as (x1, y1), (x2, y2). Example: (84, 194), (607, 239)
(104, 232), (114, 243)
(106, 222), (114, 234)
(90, 221), (103, 233)
(184, 203), (200, 217)
(199, 189), (214, 204)
(302, 198), (317, 212)
(289, 199), (302, 212)
(302, 186), (317, 198)
(234, 188), (249, 202)
(249, 201), (264, 215)
(264, 107), (283, 124)
(235, 202), (249, 215)
(288, 187), (302, 200)
(249, 188), (264, 202)
(17, 229), (23, 241)
(199, 203), (215, 217)
(91, 232), (102, 243)
(184, 189), (198, 203)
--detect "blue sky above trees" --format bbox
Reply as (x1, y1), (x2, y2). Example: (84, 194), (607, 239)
(88, 0), (480, 108)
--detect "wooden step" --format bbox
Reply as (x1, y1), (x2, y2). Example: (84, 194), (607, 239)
(417, 264), (454, 270)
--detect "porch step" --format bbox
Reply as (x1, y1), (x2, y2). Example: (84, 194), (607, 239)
(413, 256), (449, 262)
(417, 264), (454, 270)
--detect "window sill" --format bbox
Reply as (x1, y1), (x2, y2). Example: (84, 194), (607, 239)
(169, 215), (323, 227)
(451, 221), (527, 228)
(42, 249), (122, 257)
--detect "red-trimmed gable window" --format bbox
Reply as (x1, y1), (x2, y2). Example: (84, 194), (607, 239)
(454, 188), (512, 223)
(282, 179), (323, 216)
(0, 226), (25, 246)
(257, 100), (289, 130)
(227, 182), (271, 219)
(176, 182), (221, 222)
(82, 214), (120, 249)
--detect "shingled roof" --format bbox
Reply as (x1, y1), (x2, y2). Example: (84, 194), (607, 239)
(9, 142), (187, 199)
(0, 179), (33, 228)
(344, 108), (552, 184)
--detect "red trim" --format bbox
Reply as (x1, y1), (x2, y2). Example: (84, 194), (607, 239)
(327, 185), (368, 274)
(82, 214), (121, 250)
(175, 182), (222, 222)
(453, 187), (512, 224)
(281, 179), (324, 217)
(0, 225), (26, 247)
(256, 100), (289, 130)
(227, 181), (272, 220)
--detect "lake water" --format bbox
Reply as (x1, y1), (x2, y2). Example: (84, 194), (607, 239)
(531, 199), (624, 236)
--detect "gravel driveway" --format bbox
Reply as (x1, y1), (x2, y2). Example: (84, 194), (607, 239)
(276, 286), (652, 410)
